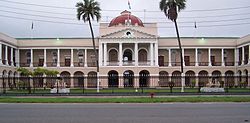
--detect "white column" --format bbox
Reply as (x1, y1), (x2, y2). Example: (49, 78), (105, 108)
(169, 75), (172, 83)
(155, 43), (159, 66)
(99, 43), (103, 67)
(70, 75), (74, 88)
(248, 73), (250, 87)
(16, 49), (19, 67)
(234, 48), (238, 66)
(57, 49), (60, 67)
(0, 43), (2, 65)
(10, 48), (13, 66)
(150, 43), (154, 66)
(248, 45), (250, 64)
(195, 48), (199, 66)
(208, 48), (212, 66)
(135, 43), (138, 66)
(84, 49), (87, 67)
(221, 48), (225, 66)
(119, 43), (123, 66)
(104, 43), (107, 66)
(181, 73), (185, 92)
(30, 49), (33, 67)
(242, 47), (245, 65)
(182, 48), (185, 66)
(168, 49), (172, 66)
(43, 49), (47, 67)
(70, 48), (74, 67)
(195, 74), (199, 87)
(5, 45), (8, 65)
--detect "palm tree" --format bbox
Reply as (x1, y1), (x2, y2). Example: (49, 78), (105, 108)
(160, 0), (186, 92)
(76, 0), (101, 92)
(159, 0), (186, 74)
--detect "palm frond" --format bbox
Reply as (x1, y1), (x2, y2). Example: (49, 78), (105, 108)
(159, 0), (167, 11)
(175, 0), (186, 11)
(76, 0), (101, 22)
(159, 0), (186, 21)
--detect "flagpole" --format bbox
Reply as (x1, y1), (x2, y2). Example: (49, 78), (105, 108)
(31, 21), (34, 41)
(143, 9), (146, 23)
(127, 0), (131, 26)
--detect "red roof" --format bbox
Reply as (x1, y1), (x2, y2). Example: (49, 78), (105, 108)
(109, 10), (144, 27)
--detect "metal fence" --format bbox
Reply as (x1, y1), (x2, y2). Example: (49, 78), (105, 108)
(0, 76), (249, 95)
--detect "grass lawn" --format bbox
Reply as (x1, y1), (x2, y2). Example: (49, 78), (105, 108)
(227, 88), (250, 93)
(0, 96), (250, 103)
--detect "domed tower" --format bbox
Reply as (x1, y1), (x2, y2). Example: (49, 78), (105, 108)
(109, 10), (144, 27)
(98, 10), (159, 88)
(100, 10), (158, 37)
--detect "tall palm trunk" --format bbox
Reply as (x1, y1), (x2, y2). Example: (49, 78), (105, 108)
(88, 18), (99, 72)
(174, 20), (184, 73)
(174, 19), (184, 92)
(88, 17), (100, 92)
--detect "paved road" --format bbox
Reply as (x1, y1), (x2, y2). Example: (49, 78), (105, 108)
(0, 103), (249, 123)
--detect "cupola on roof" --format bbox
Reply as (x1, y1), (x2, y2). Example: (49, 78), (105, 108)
(109, 10), (144, 27)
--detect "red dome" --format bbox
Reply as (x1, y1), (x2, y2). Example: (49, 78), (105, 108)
(109, 10), (144, 27)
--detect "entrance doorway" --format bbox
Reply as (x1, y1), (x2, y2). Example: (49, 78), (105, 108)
(108, 70), (119, 87)
(123, 70), (134, 87)
(139, 70), (150, 87)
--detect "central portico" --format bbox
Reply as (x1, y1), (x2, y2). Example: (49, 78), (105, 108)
(98, 10), (160, 88)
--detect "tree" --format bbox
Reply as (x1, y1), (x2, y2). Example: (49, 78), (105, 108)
(44, 69), (59, 76)
(159, 0), (186, 73)
(160, 0), (186, 92)
(33, 67), (46, 76)
(17, 67), (32, 76)
(17, 67), (33, 92)
(76, 0), (101, 92)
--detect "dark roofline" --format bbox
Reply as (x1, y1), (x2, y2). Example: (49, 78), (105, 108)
(16, 37), (95, 40)
(159, 37), (239, 39)
(16, 37), (240, 40)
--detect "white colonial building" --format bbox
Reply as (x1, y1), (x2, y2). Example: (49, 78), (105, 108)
(0, 10), (250, 89)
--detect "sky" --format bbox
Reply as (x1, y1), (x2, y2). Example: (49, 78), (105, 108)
(0, 0), (250, 38)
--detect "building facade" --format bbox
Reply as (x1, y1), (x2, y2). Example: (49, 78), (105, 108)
(1, 10), (250, 89)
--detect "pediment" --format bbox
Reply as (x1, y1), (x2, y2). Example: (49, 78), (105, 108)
(100, 28), (157, 38)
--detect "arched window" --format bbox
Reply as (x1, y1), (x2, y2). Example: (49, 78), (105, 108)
(60, 71), (71, 88)
(139, 70), (150, 87)
(123, 70), (134, 87)
(108, 70), (119, 87)
(123, 49), (133, 61)
(185, 71), (195, 87)
(159, 71), (169, 87)
(73, 71), (84, 87)
(198, 70), (209, 86)
(225, 71), (234, 87)
(87, 72), (97, 88)
(172, 71), (181, 86)
(138, 49), (147, 62)
(109, 49), (118, 62)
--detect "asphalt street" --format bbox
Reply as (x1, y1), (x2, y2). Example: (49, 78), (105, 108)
(0, 103), (249, 123)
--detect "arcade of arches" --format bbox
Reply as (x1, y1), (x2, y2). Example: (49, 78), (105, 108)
(1, 69), (249, 88)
